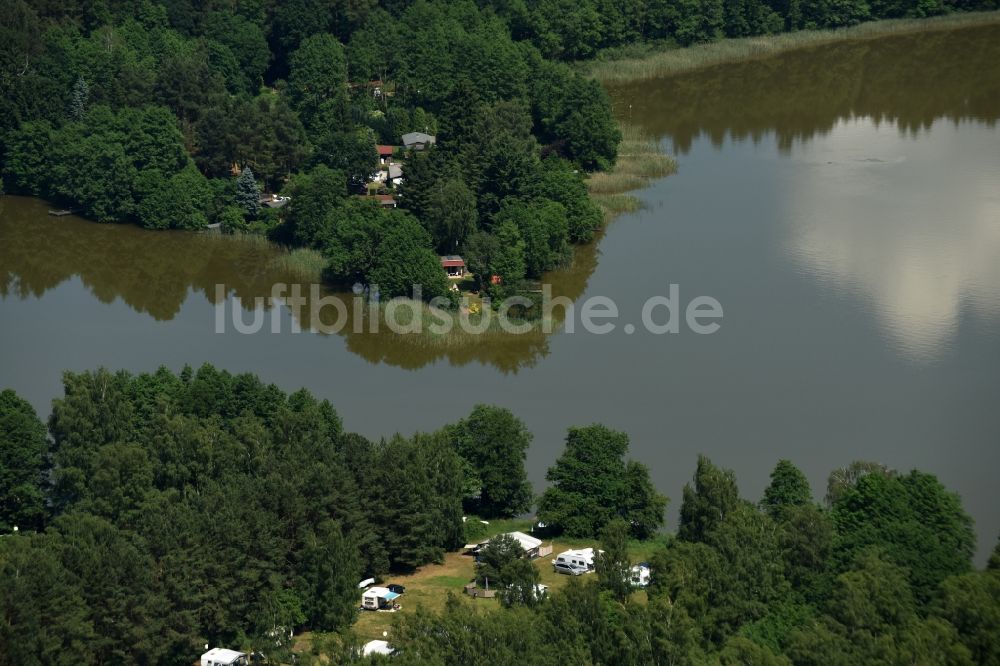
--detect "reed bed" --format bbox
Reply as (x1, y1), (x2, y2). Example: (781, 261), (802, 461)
(587, 11), (1000, 83)
(217, 231), (273, 249)
(587, 124), (677, 220)
(268, 247), (327, 284)
(198, 230), (327, 283)
(591, 193), (644, 220)
(587, 173), (649, 195)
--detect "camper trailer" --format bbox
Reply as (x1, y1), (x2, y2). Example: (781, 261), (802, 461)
(630, 563), (651, 588)
(554, 548), (597, 573)
(361, 586), (401, 611)
(201, 648), (248, 666)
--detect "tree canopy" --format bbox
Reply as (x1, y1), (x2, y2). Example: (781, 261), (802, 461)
(537, 424), (667, 538)
(0, 0), (624, 302)
(443, 405), (533, 518)
(0, 376), (993, 664)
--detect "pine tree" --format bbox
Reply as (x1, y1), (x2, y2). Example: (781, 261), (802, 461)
(70, 76), (89, 119)
(236, 166), (261, 218)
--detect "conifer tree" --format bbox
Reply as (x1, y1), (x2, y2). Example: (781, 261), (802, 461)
(70, 76), (89, 119)
(236, 166), (261, 218)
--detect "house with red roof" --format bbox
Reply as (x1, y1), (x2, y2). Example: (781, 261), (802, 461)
(376, 145), (395, 165)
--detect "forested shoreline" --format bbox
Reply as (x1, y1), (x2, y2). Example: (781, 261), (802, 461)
(0, 0), (619, 305)
(3, 1), (997, 305)
(1, 365), (998, 664)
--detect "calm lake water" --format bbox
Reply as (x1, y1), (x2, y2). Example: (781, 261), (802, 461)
(2, 24), (999, 559)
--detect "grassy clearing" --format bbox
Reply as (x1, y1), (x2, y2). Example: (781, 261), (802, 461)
(339, 523), (665, 647)
(588, 125), (677, 221)
(587, 11), (1000, 83)
(293, 522), (665, 656)
(345, 550), (507, 645)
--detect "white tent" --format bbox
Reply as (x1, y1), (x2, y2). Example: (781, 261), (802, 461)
(362, 639), (395, 656)
(505, 531), (542, 553)
(201, 648), (247, 666)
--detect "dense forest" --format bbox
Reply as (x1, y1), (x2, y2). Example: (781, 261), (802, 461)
(3, 1), (997, 303)
(1, 366), (997, 664)
(0, 366), (662, 663)
(0, 0), (620, 302)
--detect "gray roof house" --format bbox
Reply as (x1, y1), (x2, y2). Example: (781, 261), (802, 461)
(388, 163), (403, 185)
(401, 132), (436, 150)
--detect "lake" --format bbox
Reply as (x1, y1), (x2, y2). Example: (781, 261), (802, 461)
(2, 23), (998, 559)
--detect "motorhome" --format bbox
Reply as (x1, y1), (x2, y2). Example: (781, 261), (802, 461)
(553, 560), (587, 575)
(554, 547), (597, 572)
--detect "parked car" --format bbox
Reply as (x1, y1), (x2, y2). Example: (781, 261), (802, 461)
(553, 561), (587, 576)
(387, 583), (406, 594)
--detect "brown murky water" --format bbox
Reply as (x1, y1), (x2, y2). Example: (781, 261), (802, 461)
(2, 24), (999, 558)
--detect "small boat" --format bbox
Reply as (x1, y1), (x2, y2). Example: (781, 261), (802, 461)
(47, 209), (77, 216)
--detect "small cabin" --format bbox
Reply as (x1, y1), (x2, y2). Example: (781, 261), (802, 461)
(387, 163), (403, 186)
(201, 648), (248, 666)
(440, 255), (466, 278)
(402, 131), (436, 151)
(376, 145), (395, 165)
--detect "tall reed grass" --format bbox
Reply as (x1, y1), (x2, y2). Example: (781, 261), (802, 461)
(198, 231), (328, 283)
(269, 248), (327, 284)
(587, 11), (1000, 83)
(588, 125), (678, 220)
